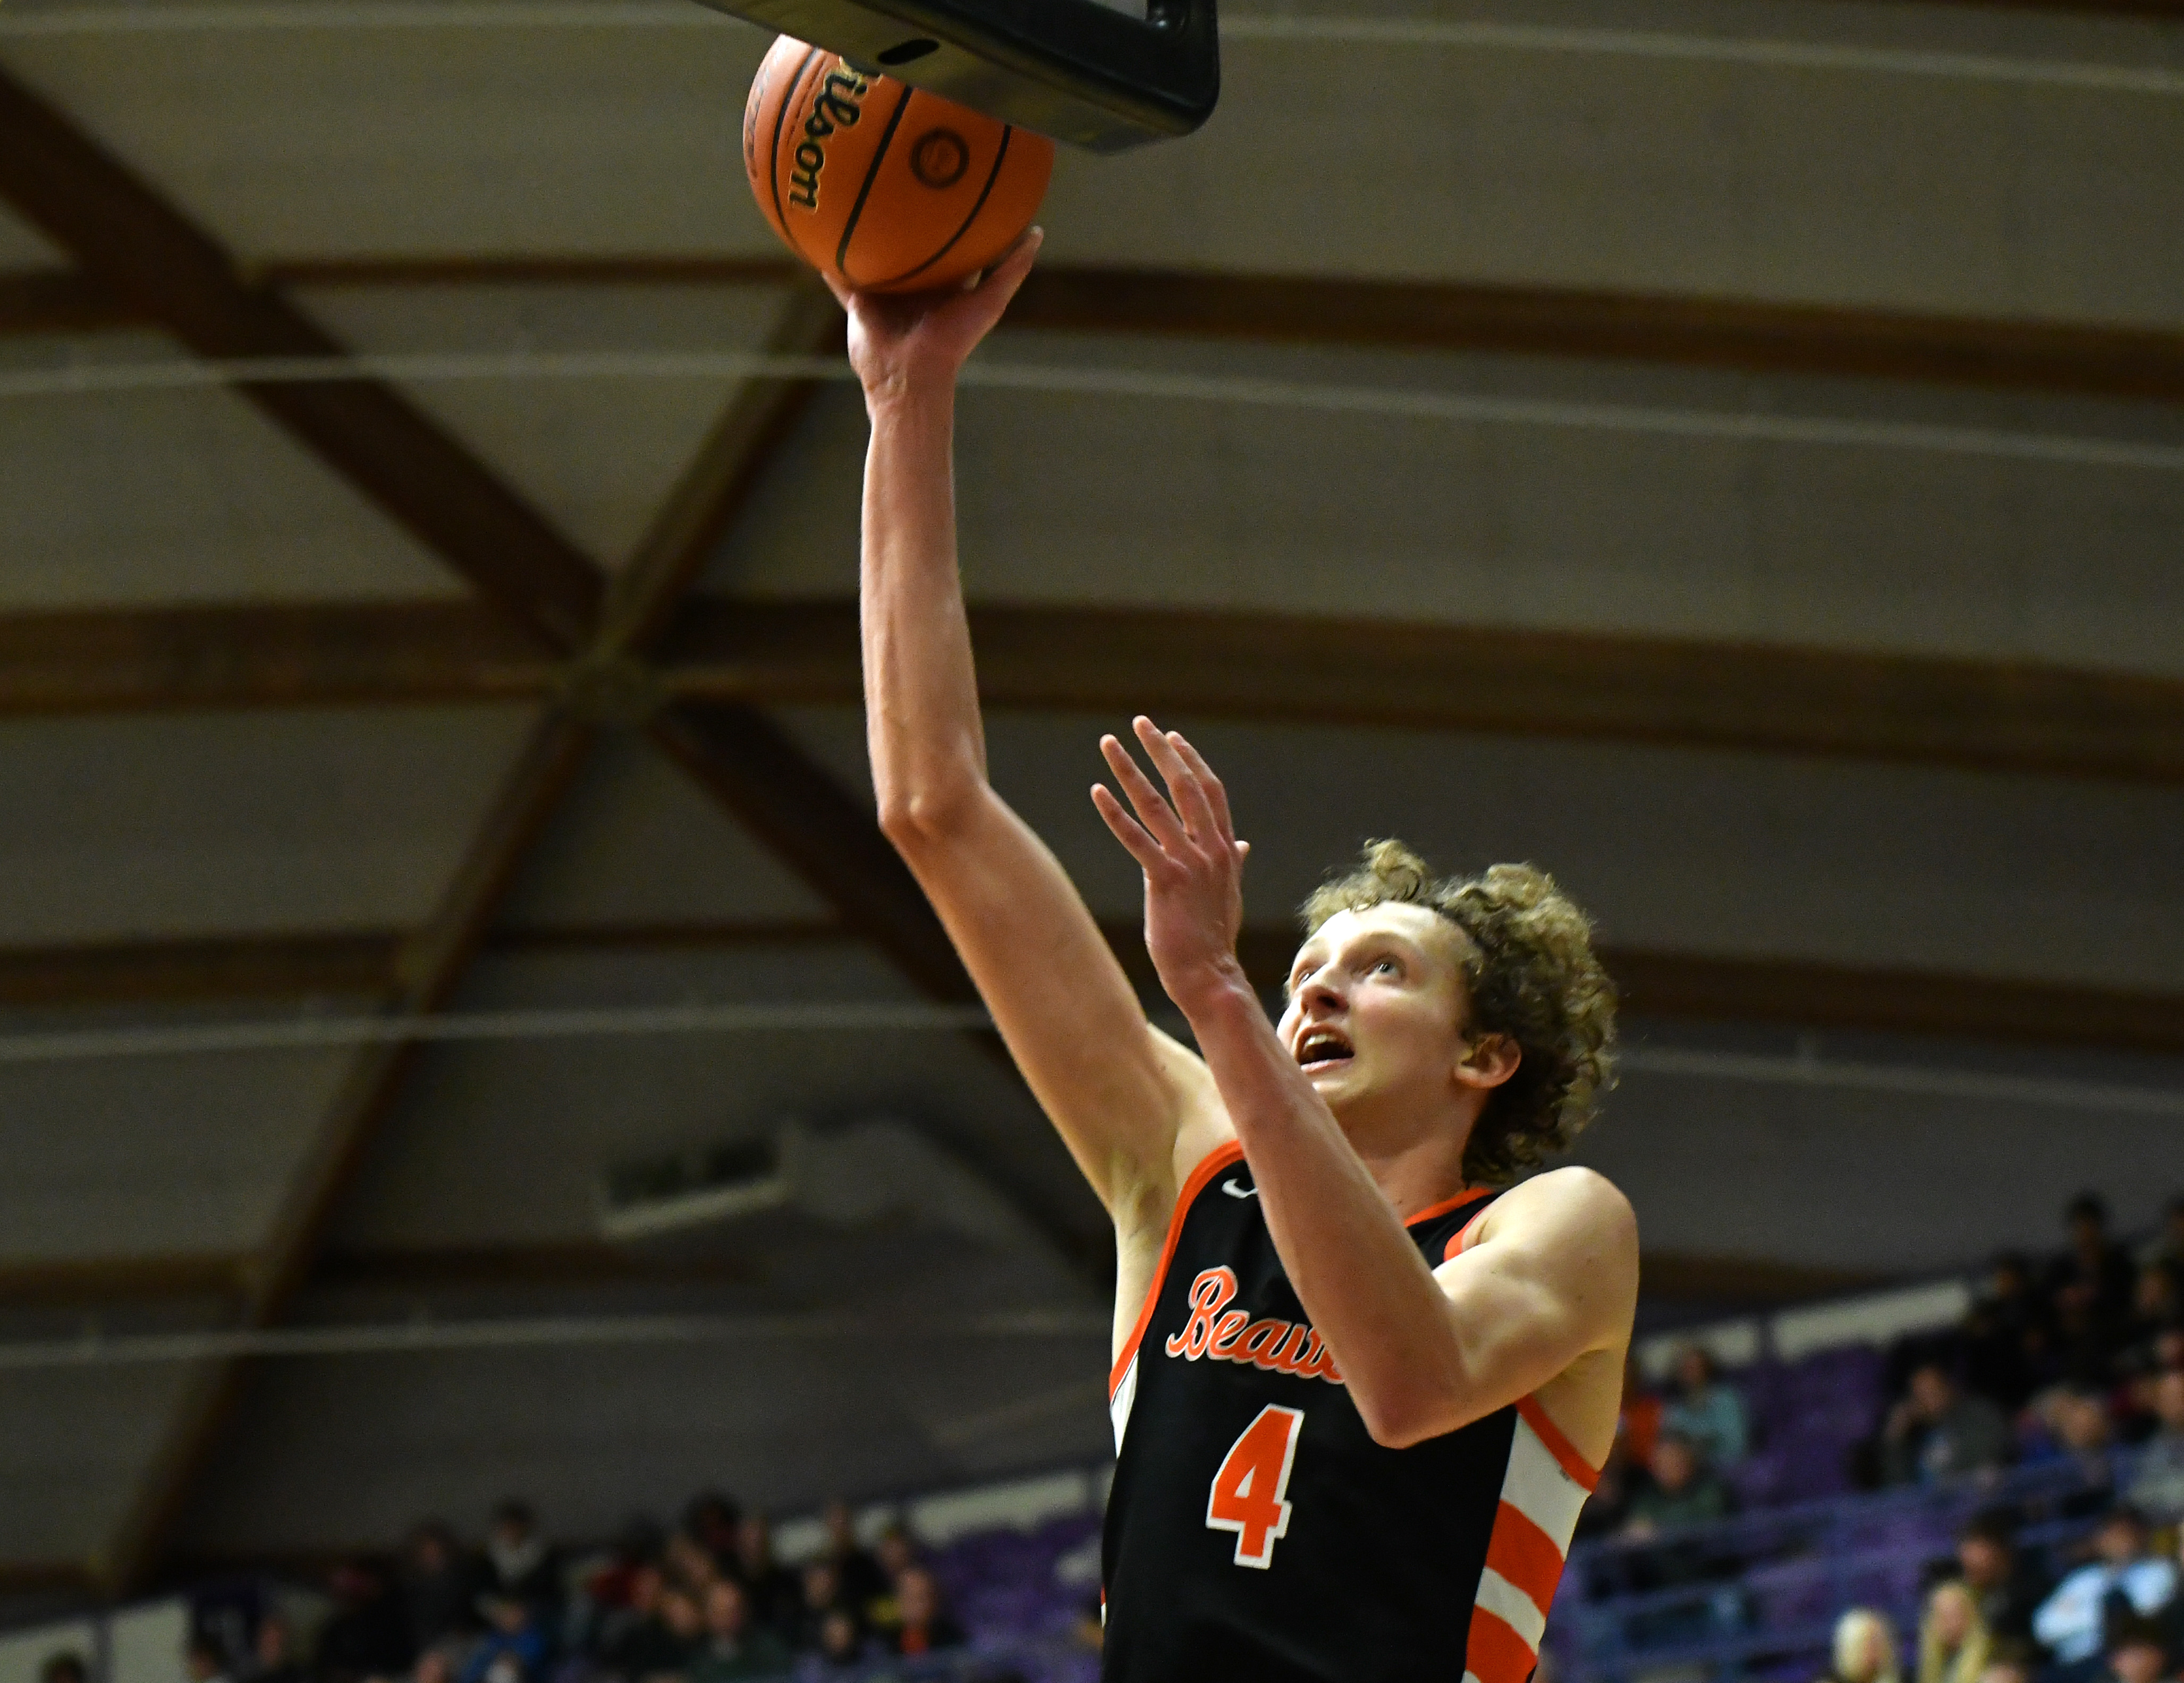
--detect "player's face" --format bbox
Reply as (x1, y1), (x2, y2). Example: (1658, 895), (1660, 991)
(1276, 904), (1473, 1119)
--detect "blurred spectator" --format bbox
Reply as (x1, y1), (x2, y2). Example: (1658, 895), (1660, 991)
(1955, 1511), (2047, 1644)
(1621, 1354), (1665, 1472)
(681, 1494), (741, 1572)
(2124, 1369), (2184, 1526)
(1976, 1641), (2038, 1683)
(862, 1526), (920, 1629)
(1885, 1364), (2011, 1485)
(1965, 1254), (2052, 1412)
(41, 1654), (87, 1683)
(1624, 1433), (1732, 1536)
(2101, 1617), (2175, 1683)
(459, 1599), (548, 1683)
(1664, 1346), (1749, 1469)
(887, 1569), (964, 1658)
(2140, 1198), (2184, 1278)
(188, 1636), (235, 1683)
(792, 1561), (860, 1654)
(401, 1524), (476, 1651)
(1822, 1609), (1903, 1683)
(2032, 1507), (2179, 1668)
(689, 1581), (789, 1683)
(318, 1561), (416, 1683)
(246, 1617), (306, 1683)
(728, 1516), (798, 1641)
(1918, 1581), (1992, 1683)
(412, 1651), (456, 1683)
(2047, 1194), (2138, 1351)
(478, 1502), (560, 1624)
(657, 1591), (705, 1670)
(810, 1611), (866, 1674)
(595, 1565), (690, 1682)
(2118, 1268), (2184, 1390)
(819, 1502), (886, 1612)
(662, 1533), (720, 1597)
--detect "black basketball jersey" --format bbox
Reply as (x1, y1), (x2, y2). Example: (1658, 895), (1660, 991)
(1101, 1142), (1599, 1683)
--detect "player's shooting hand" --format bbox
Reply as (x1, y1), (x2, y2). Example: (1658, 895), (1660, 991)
(824, 226), (1043, 409)
(1092, 718), (1252, 1013)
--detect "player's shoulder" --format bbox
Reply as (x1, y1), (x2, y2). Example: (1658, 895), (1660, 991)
(1482, 1164), (1638, 1252)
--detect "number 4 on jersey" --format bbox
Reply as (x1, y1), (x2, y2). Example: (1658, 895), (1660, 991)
(1206, 1404), (1303, 1568)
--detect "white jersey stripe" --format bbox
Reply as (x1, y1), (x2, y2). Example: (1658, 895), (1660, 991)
(1474, 1566), (1549, 1651)
(1110, 1352), (1139, 1453)
(1499, 1415), (1588, 1546)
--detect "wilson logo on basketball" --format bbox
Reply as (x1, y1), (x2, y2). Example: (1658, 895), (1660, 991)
(786, 67), (870, 210)
(1165, 1266), (1345, 1385)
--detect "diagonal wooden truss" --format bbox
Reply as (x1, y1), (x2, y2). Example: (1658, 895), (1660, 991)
(0, 65), (1096, 1591)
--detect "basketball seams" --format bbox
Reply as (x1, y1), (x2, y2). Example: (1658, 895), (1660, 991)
(834, 85), (917, 287)
(870, 122), (1015, 291)
(767, 46), (823, 250)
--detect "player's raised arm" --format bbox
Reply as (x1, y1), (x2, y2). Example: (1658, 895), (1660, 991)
(829, 235), (1222, 1224)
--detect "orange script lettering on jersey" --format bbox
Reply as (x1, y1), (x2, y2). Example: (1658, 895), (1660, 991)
(1163, 1266), (1344, 1384)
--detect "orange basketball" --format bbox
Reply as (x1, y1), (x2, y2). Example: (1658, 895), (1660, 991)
(743, 35), (1054, 295)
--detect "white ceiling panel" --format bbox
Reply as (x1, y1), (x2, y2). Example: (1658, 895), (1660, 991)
(0, 20), (777, 260)
(295, 281), (800, 565)
(1578, 1033), (2184, 1272)
(0, 1364), (199, 1562)
(0, 706), (539, 944)
(331, 939), (1085, 1250)
(178, 1318), (1106, 1554)
(0, 1039), (363, 1262)
(4, 0), (2177, 319)
(0, 334), (461, 610)
(0, 203), (62, 266)
(1043, 14), (2184, 325)
(500, 733), (836, 930)
(717, 343), (2184, 677)
(772, 707), (2184, 992)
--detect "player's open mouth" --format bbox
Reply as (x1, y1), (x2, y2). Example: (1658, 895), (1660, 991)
(1296, 1027), (1353, 1072)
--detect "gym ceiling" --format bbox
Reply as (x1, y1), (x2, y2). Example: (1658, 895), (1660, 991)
(0, 0), (2179, 1604)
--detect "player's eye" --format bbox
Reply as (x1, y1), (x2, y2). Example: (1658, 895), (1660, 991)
(1369, 957), (1399, 977)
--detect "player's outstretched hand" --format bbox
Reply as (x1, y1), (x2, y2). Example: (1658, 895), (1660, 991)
(825, 226), (1043, 408)
(1092, 717), (1252, 1014)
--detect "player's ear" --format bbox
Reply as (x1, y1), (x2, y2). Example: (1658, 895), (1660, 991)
(1452, 1032), (1520, 1093)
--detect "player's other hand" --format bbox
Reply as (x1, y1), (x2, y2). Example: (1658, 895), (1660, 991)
(1092, 718), (1252, 1014)
(825, 226), (1043, 410)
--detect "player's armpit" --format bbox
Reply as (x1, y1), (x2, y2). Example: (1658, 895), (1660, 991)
(1381, 1168), (1637, 1451)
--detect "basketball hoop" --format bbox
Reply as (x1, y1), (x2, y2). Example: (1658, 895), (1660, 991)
(692, 0), (1220, 151)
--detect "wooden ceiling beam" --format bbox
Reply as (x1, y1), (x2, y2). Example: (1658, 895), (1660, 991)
(0, 918), (2175, 1059)
(14, 253), (2182, 404)
(0, 266), (130, 336)
(20, 596), (2174, 787)
(0, 74), (602, 649)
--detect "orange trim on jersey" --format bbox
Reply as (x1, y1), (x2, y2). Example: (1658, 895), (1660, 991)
(1404, 1185), (1493, 1230)
(1484, 1499), (1567, 1606)
(1441, 1197), (1501, 1263)
(1108, 1141), (1246, 1401)
(1517, 1395), (1602, 1492)
(1464, 1604), (1539, 1683)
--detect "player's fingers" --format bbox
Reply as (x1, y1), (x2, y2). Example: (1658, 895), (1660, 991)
(819, 270), (854, 311)
(1090, 783), (1164, 872)
(980, 226), (1044, 304)
(1132, 718), (1211, 843)
(1100, 734), (1187, 851)
(1166, 731), (1235, 842)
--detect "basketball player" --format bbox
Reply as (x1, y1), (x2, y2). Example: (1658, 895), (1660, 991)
(827, 231), (1639, 1682)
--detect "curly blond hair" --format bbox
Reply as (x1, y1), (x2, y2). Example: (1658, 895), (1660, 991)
(1299, 840), (1617, 1185)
